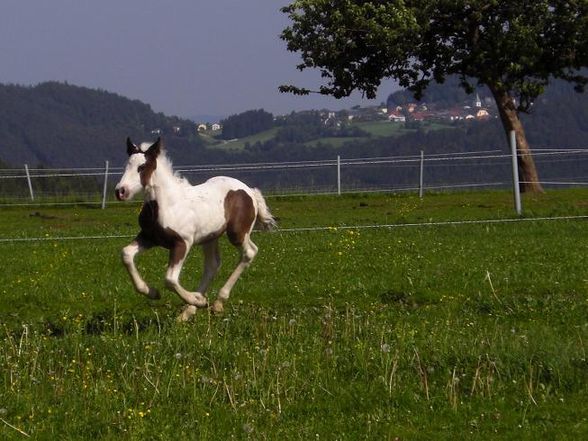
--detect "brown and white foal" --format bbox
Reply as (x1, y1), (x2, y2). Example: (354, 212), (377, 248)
(115, 138), (275, 321)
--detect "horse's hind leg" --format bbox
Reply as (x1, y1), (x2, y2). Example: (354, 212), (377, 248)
(164, 239), (210, 321)
(177, 240), (221, 321)
(121, 236), (160, 299)
(197, 239), (222, 295)
(211, 234), (258, 313)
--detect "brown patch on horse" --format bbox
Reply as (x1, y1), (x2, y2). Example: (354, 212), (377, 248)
(139, 155), (156, 188)
(139, 138), (161, 187)
(224, 190), (256, 246)
(140, 158), (156, 187)
(138, 200), (186, 264)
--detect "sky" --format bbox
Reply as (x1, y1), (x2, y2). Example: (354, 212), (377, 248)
(0, 0), (398, 120)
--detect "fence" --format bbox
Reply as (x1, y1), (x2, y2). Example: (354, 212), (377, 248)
(1, 143), (587, 212)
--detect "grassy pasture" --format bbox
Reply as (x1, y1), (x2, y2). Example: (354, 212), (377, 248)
(205, 128), (280, 151)
(0, 190), (587, 439)
(204, 119), (451, 151)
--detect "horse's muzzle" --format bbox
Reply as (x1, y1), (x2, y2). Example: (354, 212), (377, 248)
(115, 187), (126, 201)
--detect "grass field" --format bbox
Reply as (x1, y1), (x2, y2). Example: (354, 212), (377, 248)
(204, 128), (280, 151)
(205, 120), (451, 151)
(0, 190), (587, 439)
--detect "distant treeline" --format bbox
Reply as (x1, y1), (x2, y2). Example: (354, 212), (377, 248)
(0, 82), (206, 167)
(0, 80), (586, 195)
(219, 109), (274, 139)
(240, 80), (588, 160)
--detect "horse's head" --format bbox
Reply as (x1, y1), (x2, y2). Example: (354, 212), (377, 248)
(115, 137), (161, 201)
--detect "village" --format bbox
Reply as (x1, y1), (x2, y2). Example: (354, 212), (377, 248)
(385, 93), (495, 123)
(171, 92), (496, 138)
(316, 92), (496, 130)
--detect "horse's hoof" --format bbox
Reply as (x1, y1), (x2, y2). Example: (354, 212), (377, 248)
(211, 300), (224, 314)
(146, 287), (161, 300)
(193, 293), (208, 308)
(177, 305), (197, 322)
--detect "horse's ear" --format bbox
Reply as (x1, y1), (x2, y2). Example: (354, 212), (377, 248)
(145, 137), (162, 160)
(126, 137), (139, 156)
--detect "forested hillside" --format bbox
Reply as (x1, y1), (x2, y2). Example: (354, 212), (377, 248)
(219, 109), (274, 140)
(0, 79), (586, 170)
(0, 82), (206, 167)
(386, 77), (588, 150)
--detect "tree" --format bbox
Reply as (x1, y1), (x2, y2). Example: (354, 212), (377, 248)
(280, 0), (588, 192)
(219, 109), (274, 140)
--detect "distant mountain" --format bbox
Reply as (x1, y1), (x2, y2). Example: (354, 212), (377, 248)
(189, 114), (226, 124)
(383, 78), (588, 159)
(0, 79), (585, 172)
(385, 75), (588, 148)
(387, 76), (487, 109)
(0, 82), (207, 167)
(521, 80), (588, 147)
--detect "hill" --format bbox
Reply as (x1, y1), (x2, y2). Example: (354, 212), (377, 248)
(203, 80), (587, 191)
(0, 82), (208, 167)
(384, 76), (588, 150)
(0, 79), (586, 171)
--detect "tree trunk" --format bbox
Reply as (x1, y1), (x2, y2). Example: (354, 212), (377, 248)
(488, 83), (544, 193)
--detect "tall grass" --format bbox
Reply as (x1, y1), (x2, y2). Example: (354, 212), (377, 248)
(0, 190), (587, 439)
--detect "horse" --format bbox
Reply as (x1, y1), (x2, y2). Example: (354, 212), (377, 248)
(114, 137), (276, 321)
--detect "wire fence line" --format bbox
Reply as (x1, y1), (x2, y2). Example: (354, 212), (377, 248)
(3, 148), (587, 177)
(1, 214), (587, 245)
(0, 148), (587, 207)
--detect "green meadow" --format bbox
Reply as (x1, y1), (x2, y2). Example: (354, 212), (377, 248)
(204, 119), (448, 151)
(0, 190), (587, 439)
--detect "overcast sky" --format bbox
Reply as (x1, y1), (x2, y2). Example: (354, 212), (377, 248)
(0, 0), (398, 120)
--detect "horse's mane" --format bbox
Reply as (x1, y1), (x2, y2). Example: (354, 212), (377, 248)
(139, 143), (190, 187)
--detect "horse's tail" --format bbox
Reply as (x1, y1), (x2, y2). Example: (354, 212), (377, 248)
(252, 188), (277, 231)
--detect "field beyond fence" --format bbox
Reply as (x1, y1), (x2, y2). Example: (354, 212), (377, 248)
(0, 190), (587, 439)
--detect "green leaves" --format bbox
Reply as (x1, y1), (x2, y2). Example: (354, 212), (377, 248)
(280, 0), (588, 104)
(281, 0), (420, 98)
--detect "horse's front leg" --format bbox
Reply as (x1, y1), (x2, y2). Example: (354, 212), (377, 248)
(164, 239), (208, 321)
(121, 235), (160, 299)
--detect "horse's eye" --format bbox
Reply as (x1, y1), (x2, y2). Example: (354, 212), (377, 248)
(137, 164), (146, 173)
